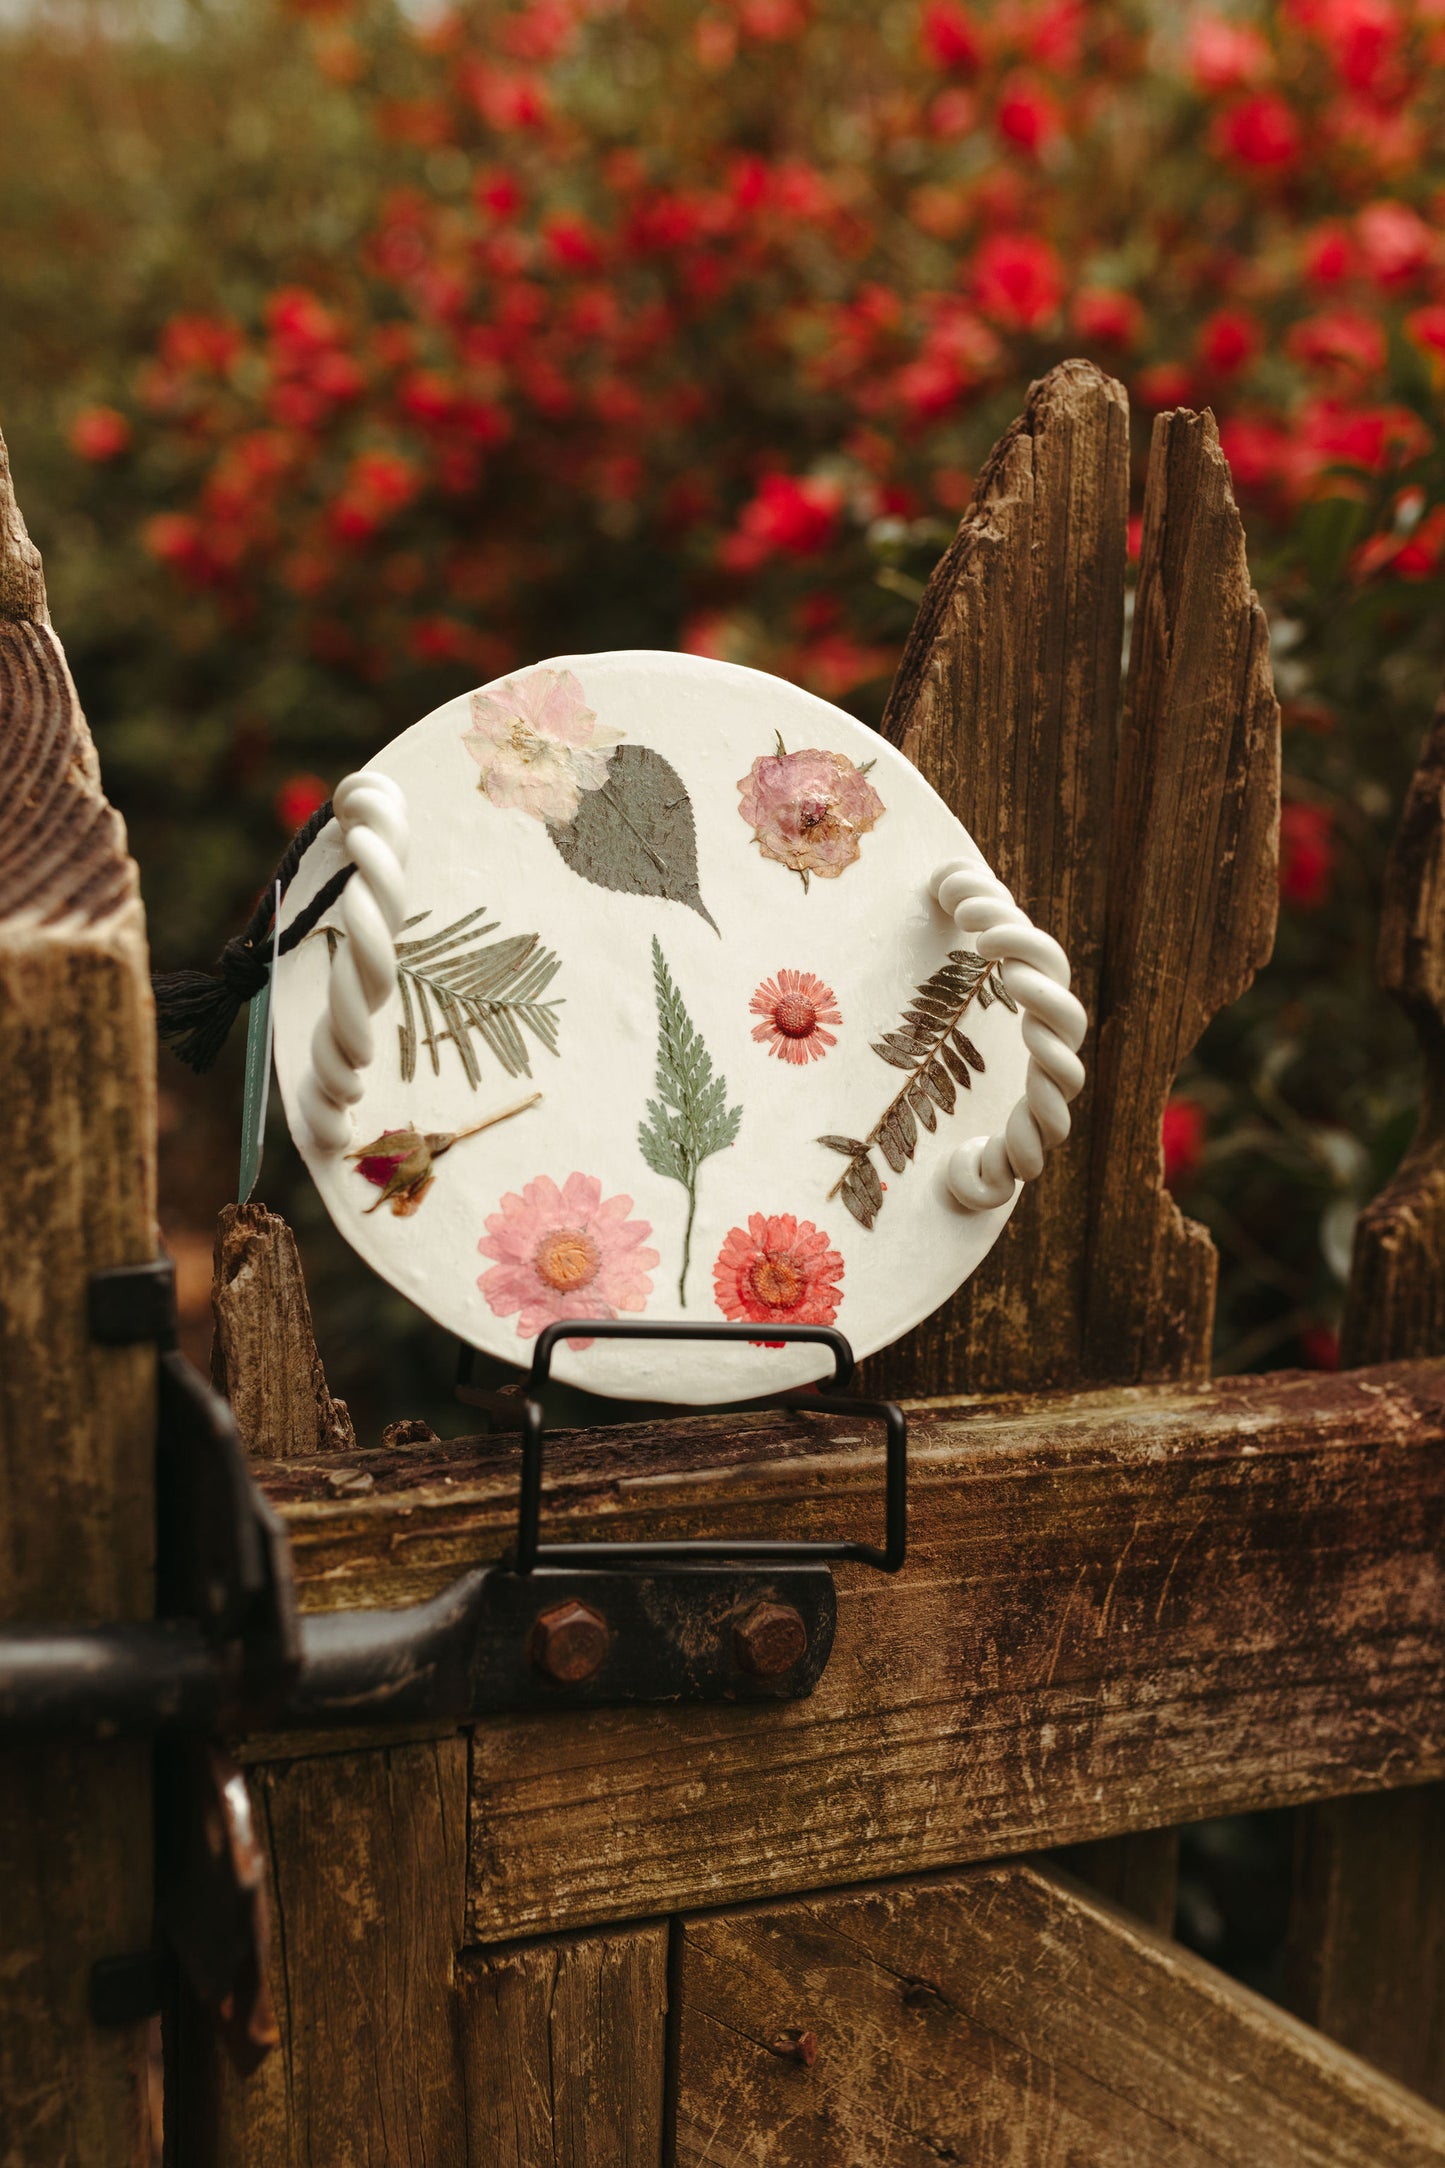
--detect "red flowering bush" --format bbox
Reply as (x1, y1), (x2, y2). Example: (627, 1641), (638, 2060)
(9, 0), (1445, 1394)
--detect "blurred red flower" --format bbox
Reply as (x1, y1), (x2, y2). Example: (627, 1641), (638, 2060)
(1197, 309), (1261, 376)
(721, 472), (844, 568)
(274, 773), (330, 831)
(1286, 308), (1387, 377)
(1279, 803), (1336, 908)
(1299, 1324), (1340, 1371)
(1136, 362), (1196, 409)
(1214, 91), (1303, 170)
(1072, 287), (1143, 348)
(1162, 1098), (1206, 1189)
(921, 0), (984, 73)
(996, 72), (1062, 156)
(973, 232), (1063, 329)
(1186, 14), (1272, 92)
(1355, 200), (1434, 289)
(69, 406), (131, 462)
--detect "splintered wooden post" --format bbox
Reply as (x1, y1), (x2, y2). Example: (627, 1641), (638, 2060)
(874, 357), (1129, 1397)
(872, 370), (1279, 1926)
(212, 1202), (355, 1457)
(0, 426), (158, 2163)
(1285, 692), (1445, 2107)
(1085, 406), (1280, 1386)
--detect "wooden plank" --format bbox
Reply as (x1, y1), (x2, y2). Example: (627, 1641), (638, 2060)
(1054, 1827), (1180, 1935)
(873, 358), (1129, 1398)
(458, 1925), (669, 2165)
(212, 1202), (355, 1458)
(1285, 692), (1445, 2106)
(1084, 406), (1280, 1387)
(1287, 1786), (1445, 2103)
(1342, 692), (1445, 1367)
(238, 1362), (1445, 1940)
(0, 424), (157, 2164)
(178, 1737), (469, 2167)
(671, 1862), (1445, 2166)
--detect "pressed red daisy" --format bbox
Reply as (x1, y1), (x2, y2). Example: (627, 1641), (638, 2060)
(749, 968), (842, 1065)
(713, 1212), (844, 1327)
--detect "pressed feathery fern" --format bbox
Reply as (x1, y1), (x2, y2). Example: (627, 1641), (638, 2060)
(638, 935), (741, 1303)
(393, 907), (563, 1088)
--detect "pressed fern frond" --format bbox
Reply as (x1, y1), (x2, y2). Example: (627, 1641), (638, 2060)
(638, 935), (741, 1303)
(395, 908), (563, 1088)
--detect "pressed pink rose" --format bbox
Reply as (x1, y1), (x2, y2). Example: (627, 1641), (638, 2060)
(737, 743), (885, 887)
(463, 667), (623, 825)
(713, 1212), (844, 1326)
(478, 1171), (658, 1345)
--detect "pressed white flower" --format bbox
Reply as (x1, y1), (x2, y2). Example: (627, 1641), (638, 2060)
(463, 667), (623, 824)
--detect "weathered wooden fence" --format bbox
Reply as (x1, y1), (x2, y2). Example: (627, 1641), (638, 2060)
(2, 360), (1444, 2163)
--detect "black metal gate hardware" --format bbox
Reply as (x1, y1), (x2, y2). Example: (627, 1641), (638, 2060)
(514, 1317), (907, 1574)
(0, 1292), (903, 1738)
(11, 1267), (904, 2064)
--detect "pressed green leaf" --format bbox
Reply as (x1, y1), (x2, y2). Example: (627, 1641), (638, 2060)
(548, 744), (719, 934)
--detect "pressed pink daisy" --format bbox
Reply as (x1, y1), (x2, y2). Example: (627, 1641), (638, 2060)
(463, 667), (623, 825)
(713, 1212), (844, 1327)
(737, 743), (885, 887)
(749, 969), (842, 1065)
(478, 1172), (659, 1347)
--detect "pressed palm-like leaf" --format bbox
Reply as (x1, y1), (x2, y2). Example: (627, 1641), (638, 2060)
(395, 907), (563, 1088)
(819, 947), (1010, 1229)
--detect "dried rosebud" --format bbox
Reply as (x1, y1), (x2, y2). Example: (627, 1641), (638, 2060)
(347, 1093), (542, 1218)
(349, 1126), (436, 1215)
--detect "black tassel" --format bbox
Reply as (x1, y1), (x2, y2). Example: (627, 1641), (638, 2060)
(153, 800), (355, 1074)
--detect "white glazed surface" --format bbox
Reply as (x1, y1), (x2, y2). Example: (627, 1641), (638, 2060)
(272, 650), (1028, 1403)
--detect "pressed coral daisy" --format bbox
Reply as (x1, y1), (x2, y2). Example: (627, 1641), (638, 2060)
(713, 1212), (844, 1326)
(478, 1172), (658, 1346)
(749, 969), (842, 1065)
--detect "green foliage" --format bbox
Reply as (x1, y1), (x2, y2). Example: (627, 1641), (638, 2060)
(638, 936), (742, 1304)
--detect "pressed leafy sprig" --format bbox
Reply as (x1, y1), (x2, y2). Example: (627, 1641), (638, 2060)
(393, 907), (563, 1089)
(638, 936), (742, 1304)
(818, 948), (1017, 1230)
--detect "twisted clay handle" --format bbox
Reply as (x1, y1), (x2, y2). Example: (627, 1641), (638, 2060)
(297, 770), (410, 1152)
(930, 857), (1087, 1211)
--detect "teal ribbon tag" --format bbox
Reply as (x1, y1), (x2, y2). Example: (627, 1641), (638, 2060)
(238, 881), (282, 1205)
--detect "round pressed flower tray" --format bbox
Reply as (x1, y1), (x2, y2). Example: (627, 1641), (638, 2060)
(271, 650), (1039, 1405)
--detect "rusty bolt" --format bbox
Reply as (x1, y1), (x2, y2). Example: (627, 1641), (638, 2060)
(529, 1598), (609, 1685)
(767, 2029), (818, 2067)
(732, 1600), (808, 1680)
